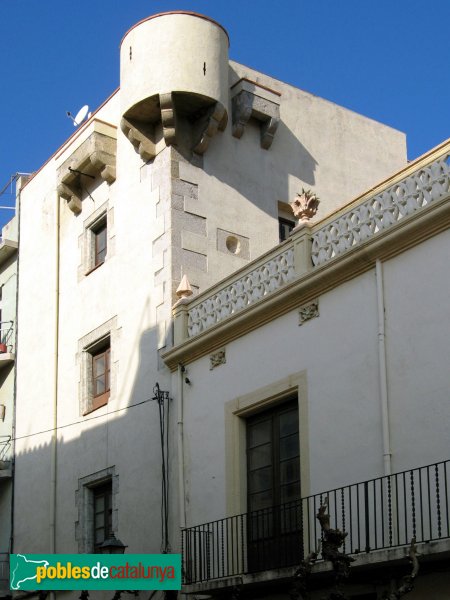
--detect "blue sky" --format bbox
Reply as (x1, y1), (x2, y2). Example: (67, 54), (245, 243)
(1, 0), (449, 228)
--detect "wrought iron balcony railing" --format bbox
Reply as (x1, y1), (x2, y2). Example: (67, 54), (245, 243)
(182, 459), (450, 584)
(0, 320), (14, 353)
(0, 436), (11, 462)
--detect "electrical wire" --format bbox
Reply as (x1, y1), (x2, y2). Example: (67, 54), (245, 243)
(11, 396), (155, 442)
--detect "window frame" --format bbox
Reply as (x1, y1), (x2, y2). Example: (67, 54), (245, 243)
(78, 317), (117, 417)
(83, 334), (111, 416)
(246, 398), (301, 572)
(92, 219), (107, 268)
(278, 216), (295, 242)
(76, 468), (118, 554)
(93, 481), (113, 551)
(82, 207), (109, 277)
(246, 397), (300, 513)
(91, 344), (110, 411)
(224, 371), (310, 517)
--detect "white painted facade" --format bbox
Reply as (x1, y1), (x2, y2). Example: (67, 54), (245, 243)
(165, 141), (450, 598)
(3, 9), (448, 600)
(171, 231), (450, 518)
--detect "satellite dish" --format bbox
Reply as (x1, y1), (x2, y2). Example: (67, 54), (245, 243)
(66, 104), (90, 127)
(73, 104), (89, 126)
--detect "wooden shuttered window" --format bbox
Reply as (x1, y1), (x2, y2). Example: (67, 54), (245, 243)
(92, 345), (110, 411)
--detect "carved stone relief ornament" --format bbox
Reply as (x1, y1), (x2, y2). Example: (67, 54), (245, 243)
(290, 188), (320, 224)
(210, 349), (226, 370)
(298, 300), (319, 326)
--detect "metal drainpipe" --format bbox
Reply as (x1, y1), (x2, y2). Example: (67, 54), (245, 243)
(177, 364), (186, 529)
(49, 191), (61, 559)
(376, 259), (392, 476)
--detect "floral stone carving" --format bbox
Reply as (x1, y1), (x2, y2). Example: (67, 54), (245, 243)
(290, 188), (320, 223)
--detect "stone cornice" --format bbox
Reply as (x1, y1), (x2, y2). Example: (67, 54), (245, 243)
(162, 192), (450, 371)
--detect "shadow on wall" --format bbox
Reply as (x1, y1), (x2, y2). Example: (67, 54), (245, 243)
(12, 323), (178, 557)
(0, 362), (14, 393)
(199, 65), (317, 217)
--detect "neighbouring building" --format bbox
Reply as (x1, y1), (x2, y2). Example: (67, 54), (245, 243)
(0, 215), (18, 596)
(1, 10), (449, 600)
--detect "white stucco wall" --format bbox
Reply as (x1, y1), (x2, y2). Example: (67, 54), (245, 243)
(167, 60), (407, 294)
(178, 231), (450, 528)
(11, 11), (410, 561)
(382, 229), (450, 471)
(14, 90), (178, 553)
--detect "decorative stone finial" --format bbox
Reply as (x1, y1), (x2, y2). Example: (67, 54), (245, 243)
(176, 275), (193, 300)
(290, 188), (320, 223)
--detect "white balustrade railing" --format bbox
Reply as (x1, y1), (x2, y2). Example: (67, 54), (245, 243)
(178, 146), (450, 341)
(311, 152), (450, 266)
(188, 247), (295, 337)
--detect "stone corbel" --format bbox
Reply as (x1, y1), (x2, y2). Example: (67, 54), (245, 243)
(232, 92), (253, 139)
(260, 116), (279, 150)
(231, 79), (281, 150)
(120, 117), (156, 162)
(57, 125), (117, 215)
(89, 150), (116, 183)
(193, 102), (228, 155)
(160, 92), (177, 146)
(58, 181), (82, 215)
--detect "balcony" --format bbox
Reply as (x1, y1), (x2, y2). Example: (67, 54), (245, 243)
(57, 119), (117, 215)
(165, 140), (450, 369)
(0, 436), (12, 478)
(0, 435), (12, 480)
(0, 321), (14, 369)
(182, 460), (450, 589)
(0, 238), (18, 269)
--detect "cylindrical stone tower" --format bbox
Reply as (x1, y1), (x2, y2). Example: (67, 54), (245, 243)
(120, 11), (229, 158)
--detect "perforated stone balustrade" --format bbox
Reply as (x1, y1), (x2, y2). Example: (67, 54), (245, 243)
(311, 149), (450, 266)
(172, 143), (450, 344)
(188, 247), (295, 337)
